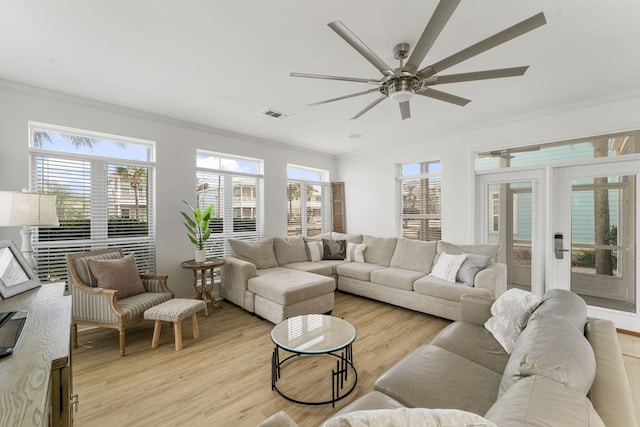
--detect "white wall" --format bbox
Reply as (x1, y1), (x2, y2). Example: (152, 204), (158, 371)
(337, 90), (640, 243)
(0, 81), (336, 297)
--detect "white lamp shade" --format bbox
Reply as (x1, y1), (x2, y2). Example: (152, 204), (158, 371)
(0, 191), (59, 227)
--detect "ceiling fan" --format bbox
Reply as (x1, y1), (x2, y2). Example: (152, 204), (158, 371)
(291, 1), (546, 120)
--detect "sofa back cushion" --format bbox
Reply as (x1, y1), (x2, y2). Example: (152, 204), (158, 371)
(389, 238), (437, 273)
(362, 236), (397, 266)
(273, 236), (308, 266)
(528, 289), (588, 331)
(229, 238), (278, 269)
(499, 317), (596, 397)
(331, 232), (363, 244)
(486, 376), (605, 427)
(437, 241), (500, 263)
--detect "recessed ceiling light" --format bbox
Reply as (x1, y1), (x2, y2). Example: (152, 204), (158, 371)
(349, 134), (363, 139)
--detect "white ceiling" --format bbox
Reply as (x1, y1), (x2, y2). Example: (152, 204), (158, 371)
(2, 1), (640, 156)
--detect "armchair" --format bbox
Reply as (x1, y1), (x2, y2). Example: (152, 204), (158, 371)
(66, 247), (174, 356)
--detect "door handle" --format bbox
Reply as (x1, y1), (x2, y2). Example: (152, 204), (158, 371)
(554, 233), (569, 259)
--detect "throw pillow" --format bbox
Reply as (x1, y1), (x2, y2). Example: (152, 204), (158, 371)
(322, 239), (347, 260)
(228, 238), (278, 269)
(429, 252), (467, 283)
(484, 288), (542, 354)
(456, 253), (491, 286)
(322, 408), (497, 427)
(306, 240), (324, 262)
(87, 253), (145, 299)
(345, 242), (367, 262)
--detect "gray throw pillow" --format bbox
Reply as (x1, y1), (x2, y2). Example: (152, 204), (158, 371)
(457, 254), (491, 286)
(87, 253), (145, 299)
(322, 239), (347, 260)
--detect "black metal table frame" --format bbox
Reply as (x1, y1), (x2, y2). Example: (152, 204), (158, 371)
(271, 343), (357, 407)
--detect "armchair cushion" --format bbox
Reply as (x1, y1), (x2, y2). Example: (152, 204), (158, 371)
(87, 253), (145, 299)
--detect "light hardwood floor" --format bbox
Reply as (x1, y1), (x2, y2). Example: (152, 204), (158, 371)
(72, 292), (640, 427)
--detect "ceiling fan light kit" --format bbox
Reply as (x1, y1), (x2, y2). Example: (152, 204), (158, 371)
(291, 1), (546, 120)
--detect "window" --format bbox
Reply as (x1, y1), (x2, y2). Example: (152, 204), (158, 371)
(29, 122), (155, 281)
(398, 161), (441, 241)
(287, 165), (330, 237)
(195, 151), (263, 257)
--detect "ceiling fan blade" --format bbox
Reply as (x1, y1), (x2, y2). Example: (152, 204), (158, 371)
(290, 72), (381, 85)
(418, 12), (546, 78)
(417, 87), (471, 106)
(351, 96), (386, 119)
(399, 101), (411, 120)
(328, 21), (395, 77)
(403, 0), (461, 75)
(425, 66), (529, 85)
(309, 88), (379, 106)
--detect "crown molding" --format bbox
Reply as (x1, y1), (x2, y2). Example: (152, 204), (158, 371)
(0, 79), (336, 160)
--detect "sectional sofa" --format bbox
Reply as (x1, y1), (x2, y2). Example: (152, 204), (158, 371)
(221, 232), (506, 323)
(260, 290), (638, 427)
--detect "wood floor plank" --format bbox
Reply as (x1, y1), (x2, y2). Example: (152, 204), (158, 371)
(72, 292), (639, 427)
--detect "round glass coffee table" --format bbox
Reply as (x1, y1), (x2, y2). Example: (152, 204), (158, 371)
(271, 314), (357, 406)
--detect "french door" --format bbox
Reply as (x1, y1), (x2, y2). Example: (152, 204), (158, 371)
(478, 160), (640, 331)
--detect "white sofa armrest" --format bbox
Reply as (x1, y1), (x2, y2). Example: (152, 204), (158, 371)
(459, 295), (495, 326)
(474, 262), (507, 298)
(221, 256), (257, 312)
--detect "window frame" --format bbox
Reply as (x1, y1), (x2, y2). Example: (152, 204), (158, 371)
(28, 122), (156, 281)
(397, 160), (442, 241)
(287, 164), (331, 237)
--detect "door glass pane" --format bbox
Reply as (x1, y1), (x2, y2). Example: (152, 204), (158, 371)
(486, 182), (533, 290)
(570, 175), (636, 312)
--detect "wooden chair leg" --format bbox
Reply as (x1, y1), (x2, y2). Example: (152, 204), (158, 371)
(71, 323), (78, 349)
(174, 321), (183, 351)
(119, 329), (126, 357)
(191, 313), (199, 339)
(151, 321), (162, 348)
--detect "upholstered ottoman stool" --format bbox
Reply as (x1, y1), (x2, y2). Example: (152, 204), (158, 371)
(248, 268), (336, 324)
(143, 298), (206, 351)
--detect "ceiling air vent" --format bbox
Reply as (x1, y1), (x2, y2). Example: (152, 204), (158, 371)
(258, 107), (293, 121)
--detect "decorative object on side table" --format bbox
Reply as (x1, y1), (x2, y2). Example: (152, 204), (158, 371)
(180, 257), (225, 309)
(180, 200), (214, 262)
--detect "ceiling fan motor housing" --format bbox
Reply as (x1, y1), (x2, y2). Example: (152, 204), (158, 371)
(381, 76), (421, 102)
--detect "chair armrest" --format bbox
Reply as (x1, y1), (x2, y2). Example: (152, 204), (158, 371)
(459, 294), (495, 326)
(257, 411), (299, 427)
(69, 281), (122, 324)
(140, 274), (174, 297)
(221, 256), (257, 311)
(474, 262), (507, 298)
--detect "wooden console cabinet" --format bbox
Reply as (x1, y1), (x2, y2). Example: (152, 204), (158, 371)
(0, 282), (74, 426)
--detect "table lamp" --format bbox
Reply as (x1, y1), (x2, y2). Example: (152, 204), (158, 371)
(0, 190), (59, 268)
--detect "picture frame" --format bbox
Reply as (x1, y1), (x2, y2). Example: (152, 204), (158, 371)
(0, 240), (41, 299)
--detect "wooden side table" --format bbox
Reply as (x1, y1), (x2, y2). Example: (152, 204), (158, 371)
(180, 258), (225, 311)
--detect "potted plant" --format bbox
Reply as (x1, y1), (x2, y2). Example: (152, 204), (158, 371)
(180, 200), (214, 262)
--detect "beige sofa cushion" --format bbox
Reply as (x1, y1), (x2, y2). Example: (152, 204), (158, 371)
(332, 232), (363, 244)
(528, 288), (588, 331)
(374, 345), (502, 415)
(486, 376), (605, 427)
(437, 241), (500, 262)
(273, 236), (308, 266)
(248, 268), (335, 305)
(336, 262), (386, 281)
(431, 321), (509, 374)
(370, 267), (426, 291)
(389, 238), (437, 273)
(281, 261), (334, 276)
(413, 275), (493, 302)
(362, 236), (397, 266)
(229, 238), (277, 269)
(499, 317), (596, 396)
